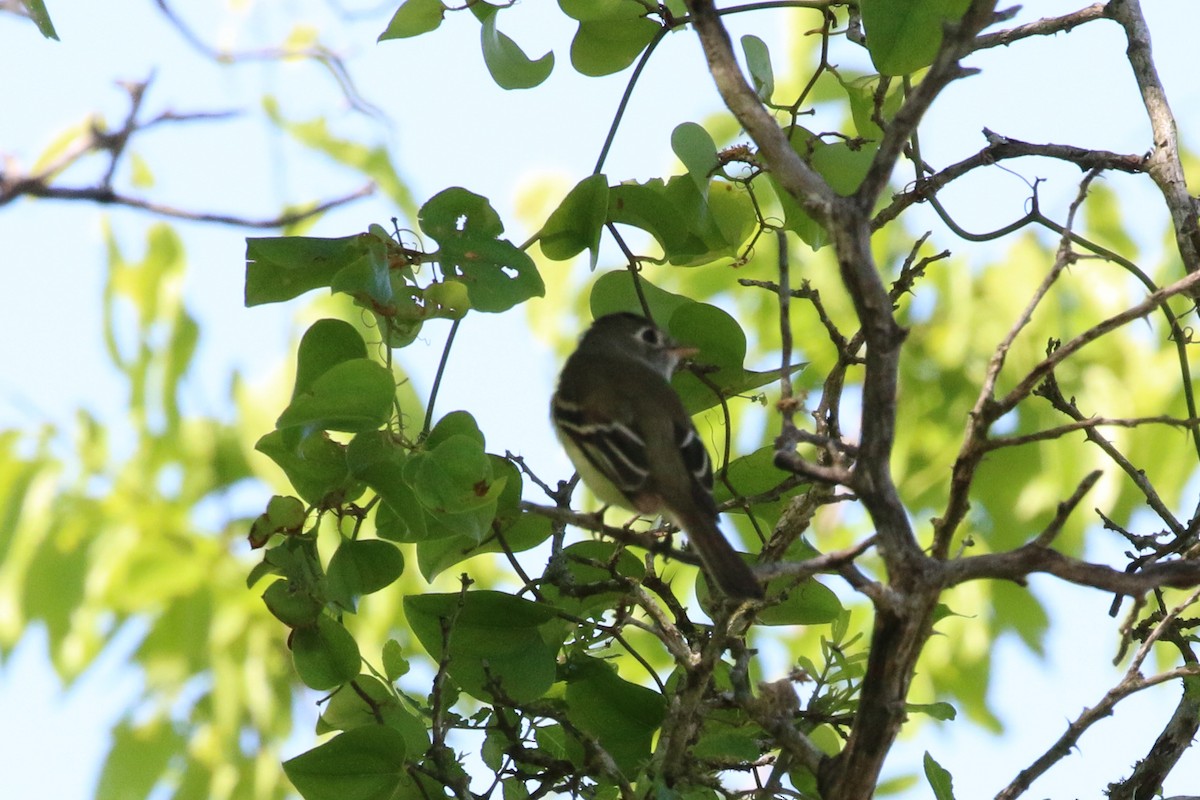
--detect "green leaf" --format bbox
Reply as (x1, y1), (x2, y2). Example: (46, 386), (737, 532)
(293, 319), (368, 398)
(263, 578), (324, 627)
(741, 35), (773, 101)
(292, 615), (362, 690)
(427, 410), (485, 449)
(262, 536), (325, 596)
(669, 302), (745, 369)
(413, 502), (499, 547)
(770, 128), (877, 247)
(406, 434), (503, 515)
(923, 751), (957, 800)
(345, 432), (438, 544)
(539, 174), (609, 265)
(562, 655), (666, 776)
(608, 175), (754, 266)
(379, 0), (446, 40)
(839, 73), (904, 139)
(382, 639), (410, 681)
(405, 591), (562, 702)
(419, 188), (545, 312)
(416, 507), (553, 582)
(21, 0), (59, 40)
(811, 139), (877, 195)
(256, 428), (364, 507)
(756, 577), (843, 626)
(559, 0), (646, 22)
(588, 269), (692, 321)
(417, 514), (553, 580)
(346, 431), (409, 503)
(692, 729), (761, 762)
(569, 15), (659, 77)
(443, 238), (544, 313)
(327, 539), (405, 609)
(419, 187), (501, 239)
(542, 540), (645, 616)
(908, 702), (958, 721)
(475, 4), (554, 89)
(246, 234), (377, 306)
(671, 122), (719, 195)
(860, 0), (971, 76)
(330, 235), (394, 310)
(277, 359), (395, 433)
(424, 280), (471, 319)
(317, 677), (429, 755)
(284, 725), (408, 800)
(669, 304), (802, 415)
(248, 494), (308, 548)
(709, 445), (808, 532)
(482, 726), (507, 771)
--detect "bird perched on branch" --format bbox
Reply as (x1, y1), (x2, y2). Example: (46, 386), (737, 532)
(551, 312), (763, 600)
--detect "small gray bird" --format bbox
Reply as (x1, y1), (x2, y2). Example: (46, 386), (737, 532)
(551, 312), (763, 600)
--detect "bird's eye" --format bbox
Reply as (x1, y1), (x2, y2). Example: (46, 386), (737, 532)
(640, 327), (661, 346)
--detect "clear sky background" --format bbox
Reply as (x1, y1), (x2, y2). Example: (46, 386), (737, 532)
(2, 1), (1199, 798)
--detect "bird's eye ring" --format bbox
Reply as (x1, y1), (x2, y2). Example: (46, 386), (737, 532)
(640, 327), (661, 346)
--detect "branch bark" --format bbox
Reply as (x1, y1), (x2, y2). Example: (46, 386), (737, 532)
(1107, 0), (1200, 279)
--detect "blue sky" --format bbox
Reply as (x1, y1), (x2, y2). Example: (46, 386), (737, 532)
(2, 1), (1199, 798)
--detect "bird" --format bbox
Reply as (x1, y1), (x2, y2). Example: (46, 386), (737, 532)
(550, 311), (764, 600)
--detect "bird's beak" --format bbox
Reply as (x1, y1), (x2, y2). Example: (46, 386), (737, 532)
(670, 346), (700, 360)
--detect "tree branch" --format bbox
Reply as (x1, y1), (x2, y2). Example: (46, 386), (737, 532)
(682, 0), (836, 226)
(998, 268), (1200, 415)
(973, 2), (1107, 50)
(0, 79), (374, 227)
(875, 130), (1145, 230)
(943, 546), (1200, 594)
(996, 587), (1200, 800)
(1107, 0), (1200, 278)
(2, 177), (375, 227)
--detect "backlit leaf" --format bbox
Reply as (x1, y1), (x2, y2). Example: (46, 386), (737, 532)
(379, 0), (446, 40)
(405, 591), (561, 702)
(284, 725), (408, 800)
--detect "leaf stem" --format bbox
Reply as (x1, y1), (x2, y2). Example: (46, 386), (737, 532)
(423, 317), (462, 437)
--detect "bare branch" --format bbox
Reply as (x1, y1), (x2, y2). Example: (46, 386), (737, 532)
(932, 169), (1100, 559)
(943, 546), (1200, 594)
(998, 269), (1200, 415)
(1113, 678), (1200, 798)
(152, 0), (385, 119)
(1037, 469), (1103, 547)
(1034, 376), (1189, 540)
(758, 536), (878, 584)
(682, 0), (837, 225)
(2, 178), (375, 227)
(984, 414), (1200, 451)
(1108, 0), (1200, 278)
(973, 3), (1107, 51)
(0, 79), (374, 227)
(855, 0), (1010, 205)
(875, 130), (1145, 231)
(996, 587), (1200, 800)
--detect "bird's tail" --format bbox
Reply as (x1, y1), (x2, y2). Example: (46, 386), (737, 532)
(677, 512), (763, 600)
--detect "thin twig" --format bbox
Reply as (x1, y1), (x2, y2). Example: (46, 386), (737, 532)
(995, 587), (1200, 800)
